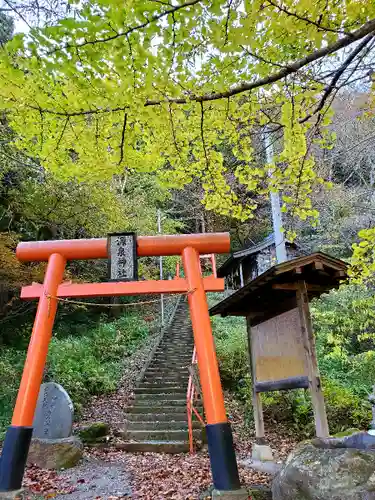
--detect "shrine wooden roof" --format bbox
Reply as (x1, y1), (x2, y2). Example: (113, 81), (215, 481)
(217, 233), (299, 277)
(209, 252), (347, 326)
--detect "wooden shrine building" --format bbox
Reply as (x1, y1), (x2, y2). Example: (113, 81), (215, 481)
(210, 252), (347, 439)
(217, 233), (302, 293)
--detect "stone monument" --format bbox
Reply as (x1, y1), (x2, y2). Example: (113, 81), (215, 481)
(28, 382), (83, 469)
(33, 382), (73, 439)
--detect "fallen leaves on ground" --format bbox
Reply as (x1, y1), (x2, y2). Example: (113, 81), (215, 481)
(22, 465), (76, 498)
(89, 448), (261, 499)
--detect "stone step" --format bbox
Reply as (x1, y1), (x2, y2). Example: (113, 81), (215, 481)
(153, 352), (193, 358)
(141, 379), (188, 386)
(124, 421), (200, 430)
(156, 342), (193, 346)
(143, 376), (188, 381)
(139, 381), (187, 387)
(142, 374), (188, 381)
(149, 361), (190, 368)
(125, 404), (187, 413)
(124, 412), (188, 421)
(144, 369), (189, 376)
(157, 347), (192, 352)
(135, 386), (185, 394)
(115, 440), (190, 453)
(152, 359), (191, 364)
(135, 394), (188, 402)
(124, 429), (200, 441)
(142, 375), (188, 381)
(153, 354), (192, 360)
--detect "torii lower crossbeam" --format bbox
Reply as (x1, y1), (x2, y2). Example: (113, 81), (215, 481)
(21, 277), (224, 300)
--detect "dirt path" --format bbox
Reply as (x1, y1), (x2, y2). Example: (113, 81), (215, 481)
(53, 457), (132, 500)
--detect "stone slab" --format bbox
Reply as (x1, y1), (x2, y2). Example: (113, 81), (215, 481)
(212, 489), (249, 499)
(33, 382), (73, 439)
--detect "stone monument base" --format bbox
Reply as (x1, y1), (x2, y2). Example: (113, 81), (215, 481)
(27, 436), (83, 469)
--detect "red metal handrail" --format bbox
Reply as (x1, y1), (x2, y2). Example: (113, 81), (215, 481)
(176, 253), (217, 279)
(187, 346), (205, 453)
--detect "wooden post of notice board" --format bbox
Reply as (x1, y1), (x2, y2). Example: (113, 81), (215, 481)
(296, 280), (329, 438)
(246, 316), (265, 442)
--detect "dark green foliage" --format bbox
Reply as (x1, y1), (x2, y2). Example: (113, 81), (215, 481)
(211, 313), (248, 389)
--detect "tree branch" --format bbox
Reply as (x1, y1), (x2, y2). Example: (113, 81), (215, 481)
(168, 104), (181, 157)
(28, 105), (129, 117)
(240, 45), (287, 68)
(49, 0), (203, 54)
(118, 112), (127, 165)
(146, 18), (375, 105)
(200, 101), (209, 169)
(2, 0), (32, 29)
(223, 0), (234, 46)
(300, 34), (374, 123)
(265, 0), (351, 35)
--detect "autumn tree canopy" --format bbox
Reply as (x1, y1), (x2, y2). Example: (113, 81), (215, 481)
(0, 0), (374, 223)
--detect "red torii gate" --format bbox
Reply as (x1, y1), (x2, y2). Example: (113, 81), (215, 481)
(0, 233), (243, 496)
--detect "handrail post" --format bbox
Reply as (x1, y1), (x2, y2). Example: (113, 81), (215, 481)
(182, 246), (241, 491)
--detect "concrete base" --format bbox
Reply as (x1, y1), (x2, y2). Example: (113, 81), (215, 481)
(239, 458), (282, 476)
(251, 443), (274, 462)
(212, 488), (249, 499)
(0, 490), (23, 499)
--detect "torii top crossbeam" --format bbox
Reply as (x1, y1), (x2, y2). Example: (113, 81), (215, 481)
(16, 233), (229, 261)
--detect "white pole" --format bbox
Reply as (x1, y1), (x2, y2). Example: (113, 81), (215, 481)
(264, 129), (287, 264)
(157, 209), (164, 326)
(239, 261), (244, 288)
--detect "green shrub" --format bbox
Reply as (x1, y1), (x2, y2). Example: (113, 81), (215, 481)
(212, 314), (248, 389)
(0, 312), (150, 435)
(0, 349), (25, 438)
(46, 313), (149, 412)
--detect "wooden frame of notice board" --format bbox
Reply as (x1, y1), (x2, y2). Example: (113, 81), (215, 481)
(210, 252), (348, 440)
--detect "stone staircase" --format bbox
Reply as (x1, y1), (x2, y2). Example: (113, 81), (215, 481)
(120, 299), (202, 452)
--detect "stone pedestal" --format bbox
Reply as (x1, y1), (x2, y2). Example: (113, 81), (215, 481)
(27, 436), (83, 470)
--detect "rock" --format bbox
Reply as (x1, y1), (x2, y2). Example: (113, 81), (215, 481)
(33, 382), (73, 439)
(27, 436), (83, 470)
(312, 431), (375, 450)
(272, 442), (375, 500)
(78, 422), (110, 443)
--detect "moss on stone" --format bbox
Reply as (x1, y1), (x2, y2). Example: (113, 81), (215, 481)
(333, 428), (361, 438)
(79, 422), (110, 443)
(248, 488), (272, 500)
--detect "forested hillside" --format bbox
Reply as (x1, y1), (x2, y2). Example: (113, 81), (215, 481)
(0, 1), (375, 496)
